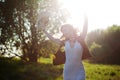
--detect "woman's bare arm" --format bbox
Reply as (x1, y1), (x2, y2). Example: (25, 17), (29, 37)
(43, 30), (62, 44)
(80, 14), (88, 40)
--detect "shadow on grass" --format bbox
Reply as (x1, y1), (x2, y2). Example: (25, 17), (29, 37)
(0, 57), (63, 80)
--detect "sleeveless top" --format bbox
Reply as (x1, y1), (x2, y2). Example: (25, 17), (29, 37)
(63, 40), (85, 80)
(61, 36), (91, 60)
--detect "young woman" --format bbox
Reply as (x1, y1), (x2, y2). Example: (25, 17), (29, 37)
(40, 15), (91, 80)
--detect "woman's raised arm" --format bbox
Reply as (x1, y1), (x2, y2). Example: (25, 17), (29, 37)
(80, 14), (88, 40)
(37, 17), (62, 45)
(42, 30), (62, 45)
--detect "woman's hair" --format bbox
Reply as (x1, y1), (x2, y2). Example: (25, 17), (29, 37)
(61, 24), (75, 32)
(60, 24), (77, 40)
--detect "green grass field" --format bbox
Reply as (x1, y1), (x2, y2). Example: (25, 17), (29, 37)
(39, 57), (120, 80)
(0, 57), (120, 80)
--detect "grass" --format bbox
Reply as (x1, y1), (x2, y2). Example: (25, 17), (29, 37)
(0, 57), (120, 80)
(84, 62), (120, 80)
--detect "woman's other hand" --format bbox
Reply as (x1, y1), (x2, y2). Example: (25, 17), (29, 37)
(37, 12), (49, 31)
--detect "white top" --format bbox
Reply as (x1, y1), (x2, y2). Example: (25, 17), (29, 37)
(63, 40), (85, 80)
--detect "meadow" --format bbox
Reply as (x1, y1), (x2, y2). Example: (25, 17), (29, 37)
(0, 57), (120, 80)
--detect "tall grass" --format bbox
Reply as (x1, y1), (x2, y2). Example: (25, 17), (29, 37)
(0, 57), (120, 80)
(84, 61), (120, 80)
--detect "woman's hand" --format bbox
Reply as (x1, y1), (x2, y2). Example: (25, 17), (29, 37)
(37, 12), (49, 31)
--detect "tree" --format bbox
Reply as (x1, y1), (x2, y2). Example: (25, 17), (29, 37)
(0, 0), (69, 62)
(87, 25), (120, 64)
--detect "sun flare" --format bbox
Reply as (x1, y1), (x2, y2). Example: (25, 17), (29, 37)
(59, 0), (120, 32)
(59, 0), (89, 30)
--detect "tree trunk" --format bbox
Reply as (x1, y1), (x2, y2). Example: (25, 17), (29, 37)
(28, 43), (39, 63)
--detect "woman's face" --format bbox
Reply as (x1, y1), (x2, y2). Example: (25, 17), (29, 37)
(61, 26), (69, 37)
(61, 25), (76, 39)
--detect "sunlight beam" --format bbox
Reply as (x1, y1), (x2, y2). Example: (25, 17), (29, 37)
(59, 0), (88, 30)
(59, 0), (120, 32)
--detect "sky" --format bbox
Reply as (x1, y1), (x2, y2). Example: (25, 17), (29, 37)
(59, 0), (120, 32)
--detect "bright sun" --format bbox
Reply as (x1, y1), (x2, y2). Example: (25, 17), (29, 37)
(59, 0), (89, 30)
(59, 0), (120, 32)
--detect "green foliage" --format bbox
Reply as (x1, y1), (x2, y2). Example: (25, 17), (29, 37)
(39, 40), (59, 58)
(87, 25), (120, 64)
(89, 42), (102, 56)
(0, 0), (69, 62)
